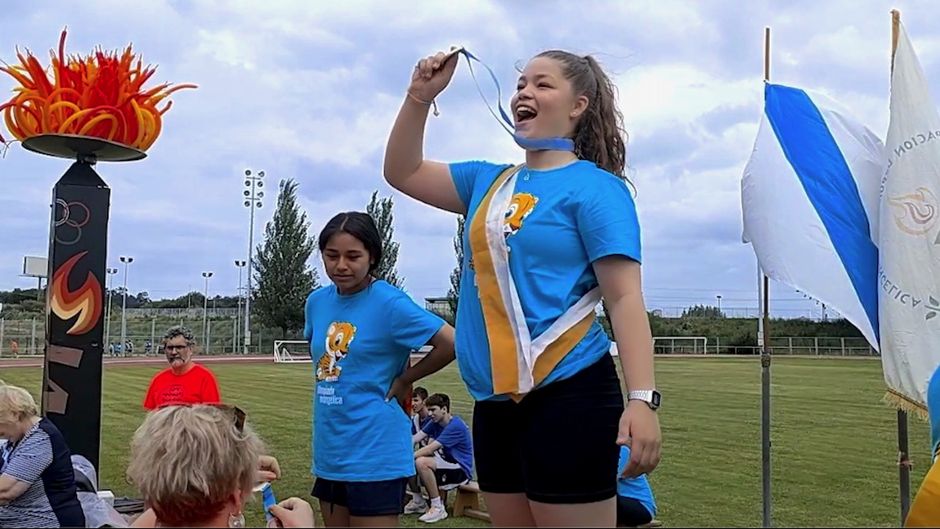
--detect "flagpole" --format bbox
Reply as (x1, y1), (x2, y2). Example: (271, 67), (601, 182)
(760, 25), (773, 529)
(889, 9), (912, 525)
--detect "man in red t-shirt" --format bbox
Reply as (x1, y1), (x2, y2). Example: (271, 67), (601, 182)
(143, 326), (221, 410)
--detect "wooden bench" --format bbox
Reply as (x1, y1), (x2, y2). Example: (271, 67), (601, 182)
(452, 481), (491, 522)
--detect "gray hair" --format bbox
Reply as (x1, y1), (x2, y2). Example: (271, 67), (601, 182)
(161, 326), (197, 347)
(127, 405), (264, 526)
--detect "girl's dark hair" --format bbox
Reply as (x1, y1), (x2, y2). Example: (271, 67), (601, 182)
(536, 50), (627, 178)
(318, 212), (383, 273)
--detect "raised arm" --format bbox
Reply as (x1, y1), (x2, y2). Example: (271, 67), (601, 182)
(384, 50), (465, 214)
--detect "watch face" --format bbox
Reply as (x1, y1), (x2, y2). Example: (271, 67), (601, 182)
(651, 391), (661, 408)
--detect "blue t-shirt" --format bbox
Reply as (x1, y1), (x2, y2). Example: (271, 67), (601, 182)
(450, 160), (641, 400)
(928, 363), (940, 457)
(412, 414), (434, 436)
(617, 445), (657, 517)
(304, 280), (445, 481)
(422, 416), (474, 477)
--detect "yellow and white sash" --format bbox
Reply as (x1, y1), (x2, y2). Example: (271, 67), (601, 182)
(469, 165), (602, 399)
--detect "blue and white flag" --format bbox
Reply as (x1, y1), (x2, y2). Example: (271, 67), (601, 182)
(742, 83), (884, 350)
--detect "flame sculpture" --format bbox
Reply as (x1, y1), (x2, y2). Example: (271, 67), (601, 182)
(50, 251), (103, 335)
(0, 28), (195, 150)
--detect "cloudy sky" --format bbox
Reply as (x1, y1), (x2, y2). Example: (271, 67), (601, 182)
(2, 0), (938, 319)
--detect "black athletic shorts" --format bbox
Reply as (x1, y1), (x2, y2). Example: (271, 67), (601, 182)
(473, 353), (624, 504)
(312, 476), (410, 516)
(616, 496), (653, 527)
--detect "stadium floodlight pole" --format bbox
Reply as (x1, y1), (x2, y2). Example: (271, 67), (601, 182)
(103, 267), (118, 350)
(202, 271), (213, 352)
(234, 260), (246, 353)
(243, 169), (264, 354)
(119, 256), (134, 357)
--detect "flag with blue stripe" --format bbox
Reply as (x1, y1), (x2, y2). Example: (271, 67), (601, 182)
(742, 83), (884, 350)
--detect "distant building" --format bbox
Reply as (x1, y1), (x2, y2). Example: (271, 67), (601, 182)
(425, 297), (453, 320)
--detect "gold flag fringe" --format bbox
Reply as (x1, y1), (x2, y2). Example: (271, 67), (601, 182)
(884, 389), (929, 420)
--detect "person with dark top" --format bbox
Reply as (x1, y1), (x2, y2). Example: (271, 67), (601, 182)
(0, 384), (85, 528)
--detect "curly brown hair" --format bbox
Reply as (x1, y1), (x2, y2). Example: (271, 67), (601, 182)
(536, 50), (628, 178)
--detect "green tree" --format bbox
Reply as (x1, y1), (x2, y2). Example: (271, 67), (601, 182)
(134, 291), (151, 307)
(366, 191), (404, 287)
(253, 179), (319, 335)
(446, 216), (465, 319)
(681, 304), (724, 319)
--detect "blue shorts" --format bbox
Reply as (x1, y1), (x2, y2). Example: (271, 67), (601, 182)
(312, 476), (410, 517)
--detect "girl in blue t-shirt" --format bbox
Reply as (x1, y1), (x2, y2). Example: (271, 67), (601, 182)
(384, 49), (662, 526)
(304, 211), (457, 527)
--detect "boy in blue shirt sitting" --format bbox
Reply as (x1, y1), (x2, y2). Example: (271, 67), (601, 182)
(617, 445), (657, 527)
(411, 386), (433, 444)
(407, 393), (473, 524)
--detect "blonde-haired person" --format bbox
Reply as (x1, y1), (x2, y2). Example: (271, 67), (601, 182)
(0, 384), (85, 527)
(128, 405), (314, 528)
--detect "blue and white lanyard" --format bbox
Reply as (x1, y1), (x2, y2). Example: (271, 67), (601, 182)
(448, 47), (575, 153)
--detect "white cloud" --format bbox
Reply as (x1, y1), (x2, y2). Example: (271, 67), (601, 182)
(617, 63), (760, 131)
(4, 0), (940, 318)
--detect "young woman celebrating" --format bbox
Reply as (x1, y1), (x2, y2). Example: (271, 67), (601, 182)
(384, 49), (662, 526)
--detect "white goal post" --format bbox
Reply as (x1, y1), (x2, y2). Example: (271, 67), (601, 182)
(652, 336), (709, 354)
(609, 336), (710, 355)
(273, 340), (312, 363)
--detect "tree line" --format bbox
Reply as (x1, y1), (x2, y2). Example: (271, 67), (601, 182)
(1, 181), (865, 346)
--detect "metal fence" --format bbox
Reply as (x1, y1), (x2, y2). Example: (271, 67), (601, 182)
(650, 306), (831, 320)
(122, 307), (240, 318)
(0, 316), (299, 357)
(660, 336), (877, 356)
(0, 316), (878, 359)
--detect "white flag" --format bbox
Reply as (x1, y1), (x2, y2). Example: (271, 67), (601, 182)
(880, 21), (940, 408)
(742, 83), (883, 350)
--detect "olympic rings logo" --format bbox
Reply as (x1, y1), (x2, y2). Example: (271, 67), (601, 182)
(54, 199), (90, 245)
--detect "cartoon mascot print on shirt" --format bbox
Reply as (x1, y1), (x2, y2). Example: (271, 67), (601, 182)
(504, 193), (538, 238)
(317, 321), (356, 382)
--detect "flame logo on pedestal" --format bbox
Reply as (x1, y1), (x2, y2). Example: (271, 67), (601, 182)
(50, 252), (102, 335)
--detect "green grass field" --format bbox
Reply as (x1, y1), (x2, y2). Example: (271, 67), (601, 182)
(0, 356), (931, 527)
